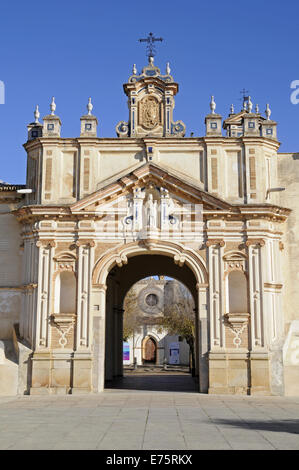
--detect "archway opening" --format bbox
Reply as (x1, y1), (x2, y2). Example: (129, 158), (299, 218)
(142, 336), (157, 364)
(103, 254), (201, 392)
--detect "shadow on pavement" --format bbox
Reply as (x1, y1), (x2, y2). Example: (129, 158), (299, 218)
(105, 373), (198, 393)
(212, 418), (299, 435)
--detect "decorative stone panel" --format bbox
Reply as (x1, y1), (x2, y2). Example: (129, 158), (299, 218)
(50, 313), (76, 349)
(224, 313), (250, 349)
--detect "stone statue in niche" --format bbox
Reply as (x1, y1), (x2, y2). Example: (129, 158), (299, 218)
(140, 96), (159, 129)
(145, 194), (158, 228)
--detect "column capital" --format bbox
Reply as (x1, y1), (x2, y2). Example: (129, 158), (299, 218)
(246, 238), (265, 247)
(206, 239), (225, 247)
(75, 240), (96, 247)
(196, 283), (209, 290)
(92, 283), (107, 292)
(36, 240), (56, 248)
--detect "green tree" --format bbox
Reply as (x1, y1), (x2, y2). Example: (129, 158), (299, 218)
(159, 282), (195, 375)
(123, 288), (140, 341)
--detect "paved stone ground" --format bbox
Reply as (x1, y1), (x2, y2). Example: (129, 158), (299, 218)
(0, 374), (299, 450)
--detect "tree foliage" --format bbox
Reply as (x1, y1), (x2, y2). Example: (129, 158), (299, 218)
(158, 282), (195, 371)
(123, 288), (140, 341)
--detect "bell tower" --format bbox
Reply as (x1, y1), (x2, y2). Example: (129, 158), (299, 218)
(116, 33), (185, 138)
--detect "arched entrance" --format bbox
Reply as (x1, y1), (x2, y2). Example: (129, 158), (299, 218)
(143, 336), (157, 364)
(91, 241), (209, 393)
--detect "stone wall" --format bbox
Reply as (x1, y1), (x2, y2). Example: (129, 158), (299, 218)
(278, 153), (299, 395)
(0, 203), (22, 339)
(278, 153), (299, 326)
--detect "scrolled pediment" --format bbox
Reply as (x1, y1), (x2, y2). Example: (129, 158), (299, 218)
(53, 252), (77, 271)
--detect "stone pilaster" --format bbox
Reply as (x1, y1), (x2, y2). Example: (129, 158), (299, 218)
(91, 284), (107, 393)
(197, 283), (209, 393)
(35, 240), (55, 349)
(207, 239), (225, 349)
(246, 239), (265, 350)
(76, 240), (95, 350)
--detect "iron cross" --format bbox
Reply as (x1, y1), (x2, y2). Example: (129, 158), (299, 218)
(139, 32), (163, 59)
(240, 88), (249, 101)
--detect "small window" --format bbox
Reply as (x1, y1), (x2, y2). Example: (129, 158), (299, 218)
(145, 293), (158, 307)
(148, 147), (153, 154)
(85, 123), (92, 131)
(266, 128), (273, 135)
(47, 124), (54, 131)
(248, 122), (255, 128)
(210, 122), (217, 129)
(32, 131), (38, 138)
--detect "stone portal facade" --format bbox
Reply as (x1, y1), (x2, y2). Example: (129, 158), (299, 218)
(0, 55), (299, 396)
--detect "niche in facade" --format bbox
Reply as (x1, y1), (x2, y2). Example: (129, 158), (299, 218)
(54, 271), (76, 314)
(227, 270), (248, 313)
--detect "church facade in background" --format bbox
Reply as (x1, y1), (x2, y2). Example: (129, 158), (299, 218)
(0, 48), (299, 396)
(122, 277), (190, 367)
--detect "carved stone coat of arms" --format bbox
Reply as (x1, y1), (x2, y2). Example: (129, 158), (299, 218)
(139, 96), (160, 129)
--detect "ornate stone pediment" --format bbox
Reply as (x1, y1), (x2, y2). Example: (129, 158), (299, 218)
(53, 252), (76, 272)
(70, 163), (233, 215)
(223, 251), (247, 272)
(69, 163), (238, 243)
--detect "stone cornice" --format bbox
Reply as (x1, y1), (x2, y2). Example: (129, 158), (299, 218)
(23, 283), (38, 290)
(11, 162), (291, 224)
(0, 286), (24, 291)
(264, 282), (283, 290)
(13, 203), (290, 225)
(23, 135), (283, 151)
(0, 195), (24, 203)
(123, 76), (179, 95)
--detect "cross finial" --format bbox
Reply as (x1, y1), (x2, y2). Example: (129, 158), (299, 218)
(240, 88), (249, 100)
(240, 88), (250, 111)
(139, 32), (163, 61)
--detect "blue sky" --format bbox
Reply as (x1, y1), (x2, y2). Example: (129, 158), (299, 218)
(0, 0), (298, 183)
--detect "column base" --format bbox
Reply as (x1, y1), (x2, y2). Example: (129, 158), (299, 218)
(208, 386), (250, 395)
(71, 387), (92, 395)
(30, 386), (71, 395)
(208, 350), (271, 396)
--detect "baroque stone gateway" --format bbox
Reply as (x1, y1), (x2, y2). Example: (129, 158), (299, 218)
(0, 54), (299, 396)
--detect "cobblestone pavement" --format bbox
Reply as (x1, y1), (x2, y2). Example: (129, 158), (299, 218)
(0, 374), (299, 450)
